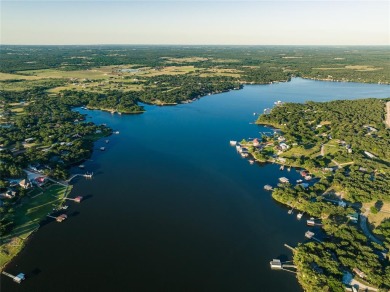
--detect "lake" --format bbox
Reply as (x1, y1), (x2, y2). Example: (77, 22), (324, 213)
(2, 78), (389, 292)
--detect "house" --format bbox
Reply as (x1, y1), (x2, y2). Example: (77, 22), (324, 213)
(364, 151), (376, 159)
(279, 143), (289, 151)
(24, 138), (35, 143)
(353, 268), (366, 279)
(347, 213), (359, 223)
(19, 179), (32, 189)
(338, 200), (347, 208)
(35, 177), (47, 186)
(1, 190), (16, 199)
(252, 138), (260, 147)
(277, 136), (286, 142)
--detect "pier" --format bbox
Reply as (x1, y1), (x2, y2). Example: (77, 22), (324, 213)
(67, 172), (93, 183)
(305, 231), (322, 243)
(2, 271), (25, 283)
(65, 196), (83, 203)
(47, 214), (68, 222)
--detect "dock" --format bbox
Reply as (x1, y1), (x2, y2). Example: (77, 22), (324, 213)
(2, 271), (25, 283)
(269, 259), (297, 273)
(65, 196), (83, 203)
(47, 214), (68, 222)
(67, 172), (93, 183)
(279, 177), (289, 183)
(305, 230), (322, 242)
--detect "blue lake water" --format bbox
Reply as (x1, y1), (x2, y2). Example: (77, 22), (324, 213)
(2, 78), (389, 292)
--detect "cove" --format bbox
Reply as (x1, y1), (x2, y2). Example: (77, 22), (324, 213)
(2, 78), (389, 292)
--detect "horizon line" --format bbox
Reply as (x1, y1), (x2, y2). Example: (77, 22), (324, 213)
(1, 43), (389, 47)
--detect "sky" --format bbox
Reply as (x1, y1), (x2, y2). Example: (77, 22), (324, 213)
(1, 0), (389, 45)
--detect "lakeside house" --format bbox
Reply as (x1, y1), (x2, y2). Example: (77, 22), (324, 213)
(19, 179), (32, 189)
(338, 200), (347, 208)
(1, 190), (17, 199)
(252, 138), (260, 147)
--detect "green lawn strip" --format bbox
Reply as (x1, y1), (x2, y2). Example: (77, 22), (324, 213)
(0, 184), (72, 270)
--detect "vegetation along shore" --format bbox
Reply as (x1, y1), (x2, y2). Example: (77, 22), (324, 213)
(236, 98), (390, 291)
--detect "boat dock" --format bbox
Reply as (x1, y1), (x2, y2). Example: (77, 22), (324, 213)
(65, 196), (83, 203)
(67, 172), (93, 183)
(279, 177), (289, 183)
(47, 214), (68, 222)
(270, 259), (297, 273)
(305, 230), (322, 243)
(2, 271), (25, 284)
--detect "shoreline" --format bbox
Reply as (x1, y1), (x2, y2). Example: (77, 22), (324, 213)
(0, 130), (111, 272)
(0, 183), (73, 272)
(1, 78), (388, 289)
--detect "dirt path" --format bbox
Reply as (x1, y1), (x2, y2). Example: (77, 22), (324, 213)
(386, 101), (390, 128)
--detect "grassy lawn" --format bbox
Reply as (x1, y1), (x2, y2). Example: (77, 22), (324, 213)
(0, 184), (71, 270)
(0, 72), (40, 81)
(363, 201), (390, 228)
(281, 145), (321, 158)
(17, 68), (112, 80)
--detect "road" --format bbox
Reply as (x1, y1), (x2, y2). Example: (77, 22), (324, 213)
(359, 211), (384, 246)
(386, 101), (390, 128)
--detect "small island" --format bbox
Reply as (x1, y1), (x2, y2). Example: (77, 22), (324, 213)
(237, 98), (390, 291)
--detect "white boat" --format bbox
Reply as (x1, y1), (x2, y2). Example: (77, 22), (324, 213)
(296, 179), (303, 183)
(249, 160), (254, 165)
(105, 140), (109, 143)
(78, 164), (85, 169)
(230, 140), (237, 146)
(100, 147), (105, 151)
(114, 131), (120, 134)
(297, 213), (303, 220)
